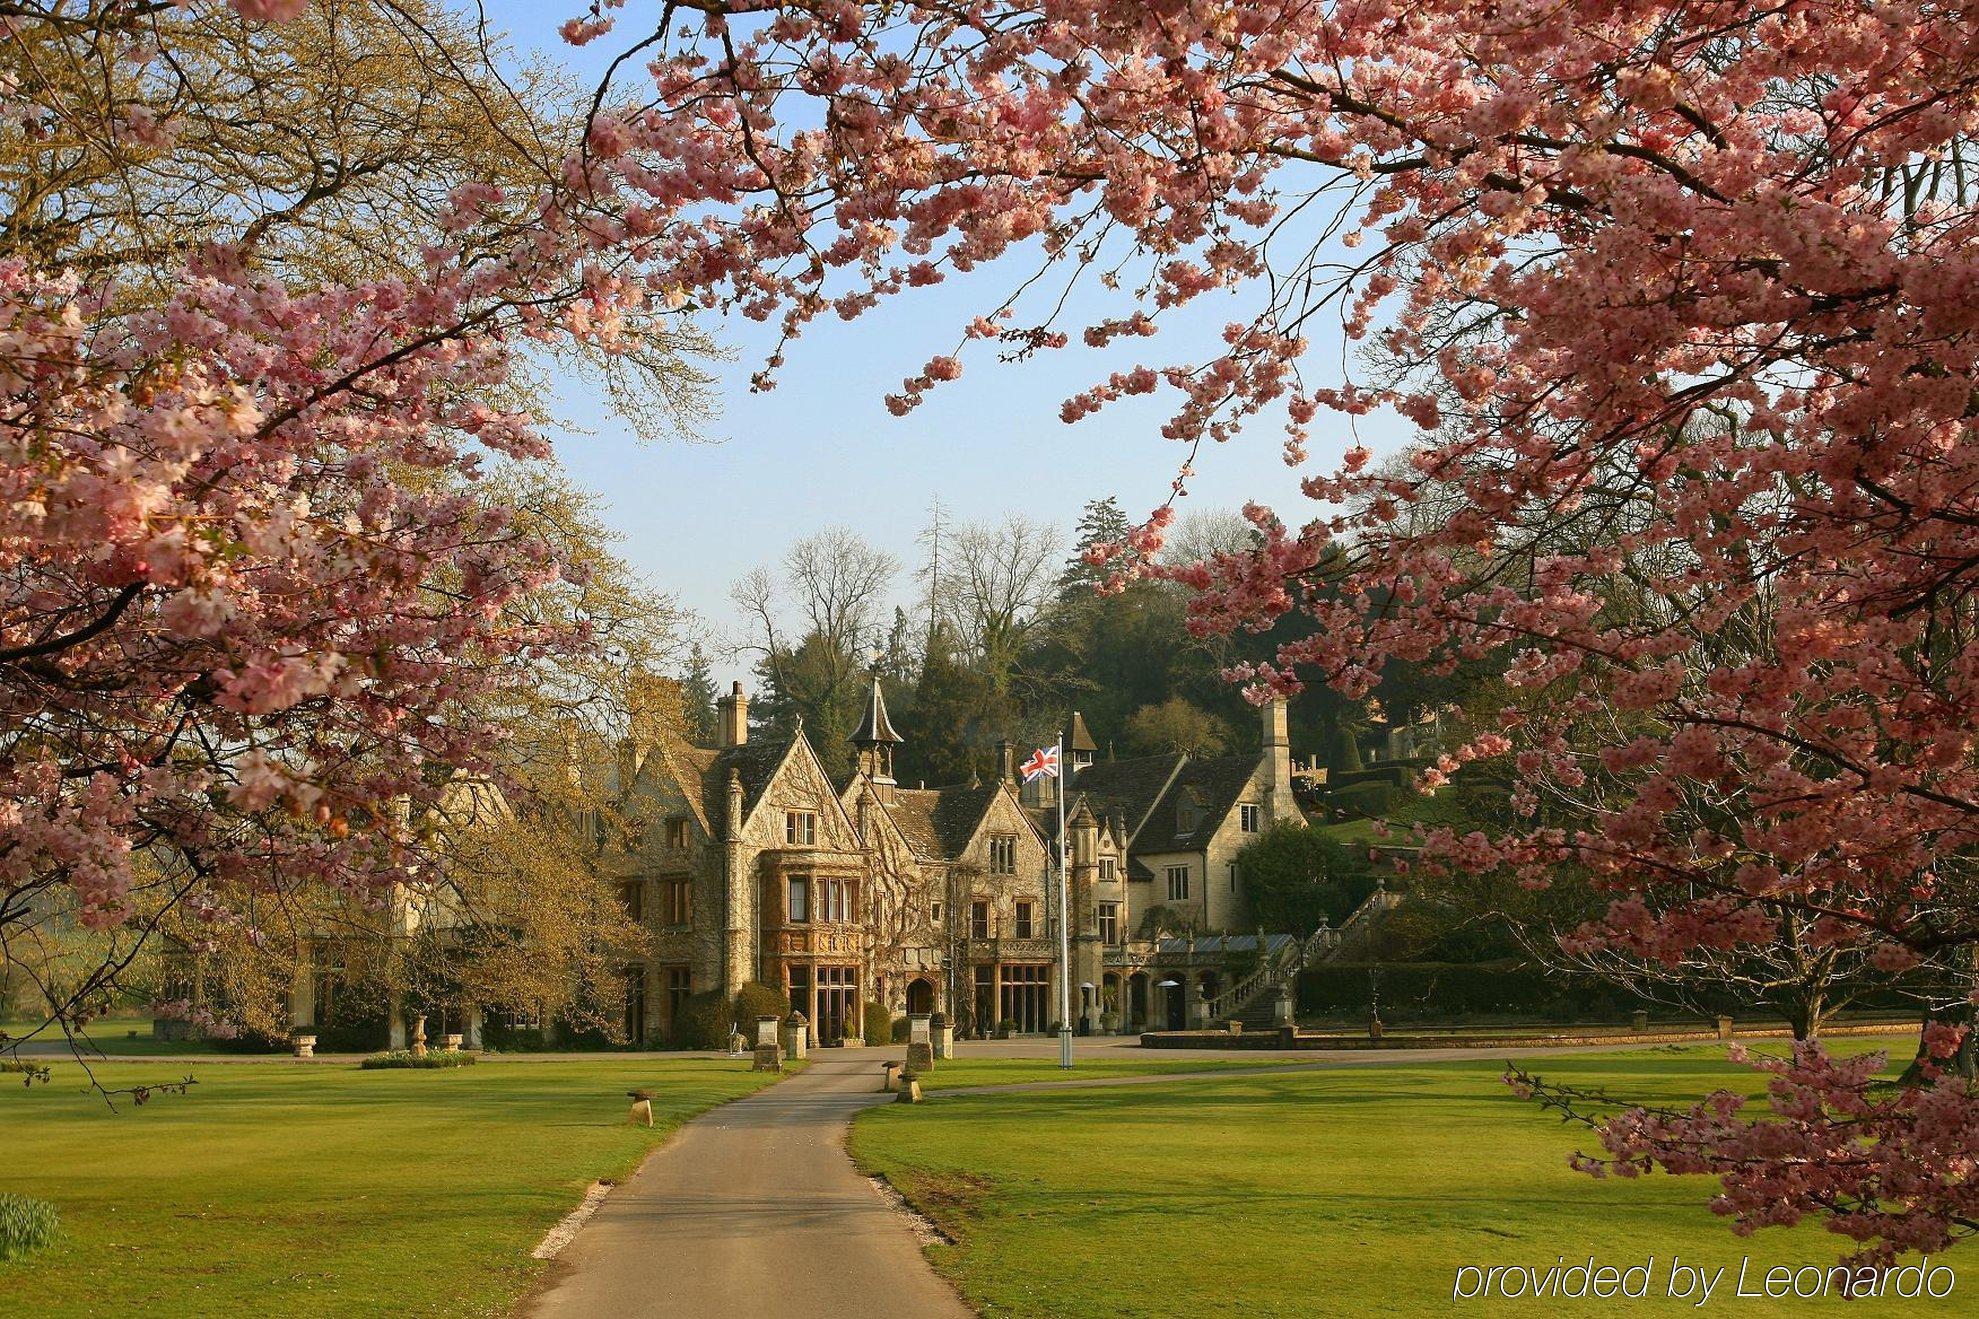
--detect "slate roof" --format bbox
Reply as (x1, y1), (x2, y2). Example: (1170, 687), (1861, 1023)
(1134, 755), (1261, 852)
(886, 783), (1002, 861)
(1065, 753), (1186, 841)
(1065, 710), (1098, 753)
(702, 735), (799, 828)
(636, 728), (797, 835)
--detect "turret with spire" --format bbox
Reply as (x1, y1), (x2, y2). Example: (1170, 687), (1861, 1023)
(850, 672), (902, 802)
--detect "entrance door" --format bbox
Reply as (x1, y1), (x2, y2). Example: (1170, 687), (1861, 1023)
(817, 966), (855, 1044)
(906, 978), (935, 1015)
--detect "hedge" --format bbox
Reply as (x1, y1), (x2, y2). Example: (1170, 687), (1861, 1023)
(1297, 961), (1652, 1021)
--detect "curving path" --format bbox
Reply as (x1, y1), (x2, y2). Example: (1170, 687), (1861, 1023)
(522, 1053), (969, 1319)
(517, 1035), (1729, 1318)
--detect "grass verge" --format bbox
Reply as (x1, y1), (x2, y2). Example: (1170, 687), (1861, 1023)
(854, 1037), (1935, 1317)
(0, 1056), (790, 1316)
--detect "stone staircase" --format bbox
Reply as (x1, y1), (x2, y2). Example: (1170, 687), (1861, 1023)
(1205, 884), (1407, 1029)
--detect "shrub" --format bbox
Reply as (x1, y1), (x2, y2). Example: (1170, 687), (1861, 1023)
(358, 1049), (476, 1070)
(890, 1016), (912, 1043)
(672, 990), (730, 1050)
(731, 981), (791, 1035)
(863, 1001), (893, 1046)
(0, 1194), (58, 1261)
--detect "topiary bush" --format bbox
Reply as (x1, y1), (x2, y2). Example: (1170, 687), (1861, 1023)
(731, 981), (791, 1036)
(0, 1194), (58, 1261)
(890, 1016), (912, 1043)
(863, 1000), (893, 1046)
(358, 1049), (476, 1070)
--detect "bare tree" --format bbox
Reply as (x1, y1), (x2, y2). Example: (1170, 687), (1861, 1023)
(938, 514), (1062, 689)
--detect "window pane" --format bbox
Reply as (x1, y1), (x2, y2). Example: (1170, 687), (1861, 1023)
(788, 877), (809, 923)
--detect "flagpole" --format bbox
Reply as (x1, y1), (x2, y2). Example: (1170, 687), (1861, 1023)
(1056, 734), (1072, 1070)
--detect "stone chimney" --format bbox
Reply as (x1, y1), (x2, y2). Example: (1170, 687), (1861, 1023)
(997, 739), (1016, 784)
(1262, 697), (1295, 817)
(616, 737), (643, 793)
(717, 681), (748, 748)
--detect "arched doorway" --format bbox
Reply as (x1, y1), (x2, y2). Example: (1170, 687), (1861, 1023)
(906, 977), (935, 1015)
(1162, 979), (1186, 1030)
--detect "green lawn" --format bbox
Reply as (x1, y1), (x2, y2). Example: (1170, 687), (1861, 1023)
(854, 1037), (1943, 1317)
(918, 1056), (1327, 1091)
(0, 1056), (790, 1316)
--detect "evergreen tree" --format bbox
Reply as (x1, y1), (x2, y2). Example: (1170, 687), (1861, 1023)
(679, 643), (720, 743)
(1057, 496), (1134, 597)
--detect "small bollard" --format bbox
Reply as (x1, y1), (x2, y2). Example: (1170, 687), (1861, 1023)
(895, 1077), (922, 1103)
(880, 1060), (903, 1092)
(1631, 1010), (1649, 1033)
(1716, 1015), (1734, 1041)
(628, 1091), (654, 1127)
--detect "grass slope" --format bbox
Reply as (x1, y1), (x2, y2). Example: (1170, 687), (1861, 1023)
(854, 1038), (1941, 1317)
(0, 1057), (787, 1316)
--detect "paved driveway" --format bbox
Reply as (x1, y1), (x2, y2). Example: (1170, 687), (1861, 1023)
(522, 1053), (969, 1319)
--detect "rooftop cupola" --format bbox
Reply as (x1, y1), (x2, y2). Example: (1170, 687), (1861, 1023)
(851, 672), (902, 800)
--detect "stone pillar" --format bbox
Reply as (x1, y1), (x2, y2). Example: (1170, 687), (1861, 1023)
(752, 1015), (783, 1072)
(904, 1013), (934, 1076)
(990, 963), (1004, 1035)
(464, 1004), (484, 1051)
(1716, 1015), (1734, 1041)
(722, 769), (750, 998)
(411, 1014), (428, 1059)
(781, 1011), (809, 1061)
(1274, 982), (1296, 1027)
(388, 1008), (407, 1051)
(1631, 1009), (1649, 1033)
(931, 1012), (954, 1060)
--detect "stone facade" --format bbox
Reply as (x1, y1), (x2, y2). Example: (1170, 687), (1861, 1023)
(602, 679), (1307, 1043)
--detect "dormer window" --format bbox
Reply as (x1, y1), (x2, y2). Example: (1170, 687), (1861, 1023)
(1239, 803), (1261, 833)
(785, 811), (817, 846)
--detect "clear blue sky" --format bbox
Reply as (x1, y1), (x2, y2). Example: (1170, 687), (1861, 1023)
(482, 4), (1408, 672)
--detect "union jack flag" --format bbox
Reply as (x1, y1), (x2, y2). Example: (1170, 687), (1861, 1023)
(1020, 746), (1059, 782)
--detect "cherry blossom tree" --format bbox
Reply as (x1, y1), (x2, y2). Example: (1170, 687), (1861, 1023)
(561, 0), (1978, 1262)
(0, 0), (695, 1052)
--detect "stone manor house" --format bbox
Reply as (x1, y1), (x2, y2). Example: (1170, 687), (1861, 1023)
(601, 678), (1307, 1045)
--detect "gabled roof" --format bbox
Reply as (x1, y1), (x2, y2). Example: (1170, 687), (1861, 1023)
(1134, 754), (1261, 852)
(886, 783), (1004, 861)
(703, 734), (805, 828)
(1066, 753), (1187, 844)
(851, 674), (902, 746)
